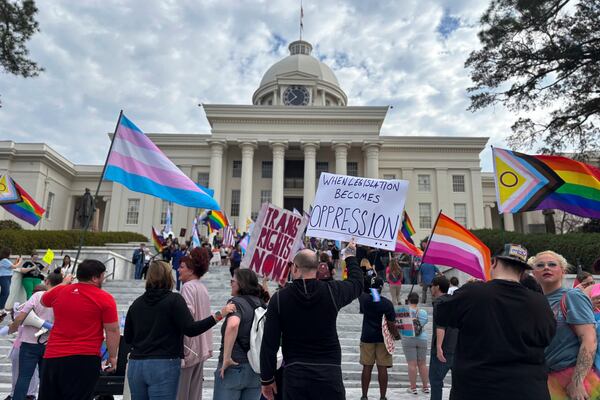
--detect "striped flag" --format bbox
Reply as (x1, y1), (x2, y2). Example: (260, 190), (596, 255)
(223, 226), (236, 247)
(421, 212), (491, 281)
(400, 211), (416, 244)
(191, 217), (201, 248)
(151, 226), (166, 252)
(0, 175), (21, 204)
(205, 210), (229, 231)
(104, 113), (219, 210)
(164, 205), (172, 234)
(395, 231), (423, 257)
(0, 177), (45, 226)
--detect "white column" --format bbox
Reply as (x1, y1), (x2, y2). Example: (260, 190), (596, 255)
(208, 141), (226, 206)
(362, 143), (380, 179)
(239, 142), (257, 226)
(470, 169), (485, 229)
(302, 142), (318, 212)
(271, 142), (287, 208)
(484, 203), (493, 229)
(333, 142), (349, 175)
(102, 196), (111, 232)
(436, 169), (450, 214)
(503, 212), (515, 231)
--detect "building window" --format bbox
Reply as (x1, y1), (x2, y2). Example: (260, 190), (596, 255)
(45, 192), (55, 220)
(197, 172), (209, 188)
(160, 200), (173, 225)
(260, 190), (272, 204)
(230, 190), (240, 217)
(126, 199), (140, 225)
(452, 175), (465, 192)
(418, 175), (431, 192)
(383, 174), (396, 180)
(347, 162), (358, 177)
(316, 162), (329, 178)
(419, 203), (432, 229)
(262, 161), (273, 178)
(232, 160), (242, 178)
(454, 203), (467, 226)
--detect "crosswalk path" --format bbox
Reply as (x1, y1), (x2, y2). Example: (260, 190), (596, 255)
(0, 263), (449, 396)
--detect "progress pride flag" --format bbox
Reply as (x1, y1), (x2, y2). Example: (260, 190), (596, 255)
(241, 203), (308, 283)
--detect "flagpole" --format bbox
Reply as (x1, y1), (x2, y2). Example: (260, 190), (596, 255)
(73, 110), (124, 274)
(421, 210), (443, 262)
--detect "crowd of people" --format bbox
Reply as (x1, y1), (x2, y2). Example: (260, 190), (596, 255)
(0, 233), (599, 400)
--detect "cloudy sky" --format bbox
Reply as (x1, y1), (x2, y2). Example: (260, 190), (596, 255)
(0, 0), (518, 171)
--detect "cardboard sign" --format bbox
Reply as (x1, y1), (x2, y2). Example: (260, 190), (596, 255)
(395, 305), (415, 337)
(306, 173), (409, 250)
(241, 203), (308, 283)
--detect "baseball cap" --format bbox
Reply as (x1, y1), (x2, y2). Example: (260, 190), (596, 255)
(494, 243), (531, 270)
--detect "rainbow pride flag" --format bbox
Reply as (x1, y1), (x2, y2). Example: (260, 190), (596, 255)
(493, 148), (600, 218)
(105, 113), (219, 210)
(151, 226), (166, 252)
(206, 210), (228, 231)
(422, 212), (491, 281)
(400, 211), (416, 244)
(395, 230), (423, 257)
(1, 178), (45, 226)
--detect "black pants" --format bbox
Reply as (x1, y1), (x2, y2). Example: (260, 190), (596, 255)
(283, 364), (345, 400)
(38, 355), (101, 400)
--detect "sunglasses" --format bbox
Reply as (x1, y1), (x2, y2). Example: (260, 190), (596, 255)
(533, 262), (560, 270)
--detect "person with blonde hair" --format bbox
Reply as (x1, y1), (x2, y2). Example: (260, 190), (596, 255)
(125, 260), (235, 400)
(531, 250), (599, 400)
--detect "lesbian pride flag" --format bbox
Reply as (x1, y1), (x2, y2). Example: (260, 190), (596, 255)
(104, 114), (219, 210)
(421, 212), (491, 281)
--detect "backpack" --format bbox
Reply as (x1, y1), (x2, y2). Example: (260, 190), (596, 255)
(316, 262), (331, 280)
(243, 297), (283, 374)
(413, 309), (424, 336)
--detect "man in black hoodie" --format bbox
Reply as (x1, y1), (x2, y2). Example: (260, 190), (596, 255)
(260, 241), (363, 400)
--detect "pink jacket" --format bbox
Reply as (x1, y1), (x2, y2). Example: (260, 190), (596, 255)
(181, 279), (213, 368)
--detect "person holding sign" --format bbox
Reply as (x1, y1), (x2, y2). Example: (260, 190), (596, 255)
(260, 240), (363, 400)
(435, 244), (556, 400)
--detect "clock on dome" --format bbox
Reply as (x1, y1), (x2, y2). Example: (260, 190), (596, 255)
(283, 85), (310, 106)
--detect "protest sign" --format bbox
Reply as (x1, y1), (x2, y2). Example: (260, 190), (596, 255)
(306, 173), (409, 250)
(395, 305), (415, 337)
(241, 203), (308, 283)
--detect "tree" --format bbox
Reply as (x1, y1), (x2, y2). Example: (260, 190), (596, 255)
(466, 0), (600, 155)
(0, 0), (42, 104)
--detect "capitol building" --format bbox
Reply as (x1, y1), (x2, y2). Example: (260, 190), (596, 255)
(0, 39), (546, 239)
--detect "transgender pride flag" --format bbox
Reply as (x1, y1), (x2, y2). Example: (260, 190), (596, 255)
(104, 114), (220, 210)
(421, 212), (491, 281)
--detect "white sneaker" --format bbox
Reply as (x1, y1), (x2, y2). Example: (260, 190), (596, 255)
(406, 388), (418, 395)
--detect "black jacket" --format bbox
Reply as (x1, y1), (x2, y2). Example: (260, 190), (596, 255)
(260, 256), (363, 384)
(124, 289), (216, 359)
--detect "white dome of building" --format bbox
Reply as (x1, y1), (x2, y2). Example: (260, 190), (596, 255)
(252, 40), (347, 107)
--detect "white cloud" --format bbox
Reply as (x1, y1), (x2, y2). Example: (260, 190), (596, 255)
(0, 0), (517, 171)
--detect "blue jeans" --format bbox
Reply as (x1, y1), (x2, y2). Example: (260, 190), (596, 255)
(429, 352), (453, 400)
(0, 275), (11, 309)
(128, 358), (181, 400)
(213, 362), (261, 400)
(14, 342), (45, 400)
(135, 262), (144, 280)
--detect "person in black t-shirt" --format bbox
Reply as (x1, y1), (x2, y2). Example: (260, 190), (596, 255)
(358, 276), (396, 400)
(21, 252), (45, 299)
(429, 275), (458, 400)
(436, 244), (556, 400)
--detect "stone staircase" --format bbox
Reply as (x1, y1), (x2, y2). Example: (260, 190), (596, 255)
(0, 264), (445, 396)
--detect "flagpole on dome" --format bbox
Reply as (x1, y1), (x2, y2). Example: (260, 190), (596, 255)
(73, 110), (124, 274)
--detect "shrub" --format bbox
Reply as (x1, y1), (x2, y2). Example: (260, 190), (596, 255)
(0, 220), (23, 230)
(471, 229), (600, 272)
(0, 230), (148, 255)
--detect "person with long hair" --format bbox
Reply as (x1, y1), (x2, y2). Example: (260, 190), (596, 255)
(177, 247), (213, 400)
(386, 257), (403, 305)
(213, 268), (267, 400)
(125, 260), (235, 400)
